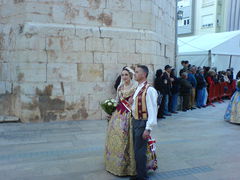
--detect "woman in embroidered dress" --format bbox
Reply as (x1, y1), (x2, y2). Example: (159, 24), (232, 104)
(224, 80), (240, 123)
(105, 67), (137, 176)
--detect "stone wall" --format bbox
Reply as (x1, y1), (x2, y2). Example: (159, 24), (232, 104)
(0, 0), (176, 122)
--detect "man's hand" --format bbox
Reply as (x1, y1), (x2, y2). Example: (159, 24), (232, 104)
(142, 130), (150, 140)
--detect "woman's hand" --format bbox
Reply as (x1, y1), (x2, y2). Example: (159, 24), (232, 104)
(106, 115), (111, 121)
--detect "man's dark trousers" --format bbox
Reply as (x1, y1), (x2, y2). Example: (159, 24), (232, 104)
(182, 94), (190, 110)
(132, 118), (148, 180)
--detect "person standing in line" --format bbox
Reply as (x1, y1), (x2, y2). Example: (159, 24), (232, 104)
(187, 66), (197, 110)
(195, 69), (207, 108)
(169, 68), (179, 113)
(161, 65), (172, 116)
(154, 69), (165, 119)
(236, 70), (240, 80)
(179, 72), (192, 111)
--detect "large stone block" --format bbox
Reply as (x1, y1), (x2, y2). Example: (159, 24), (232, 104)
(103, 64), (124, 82)
(0, 62), (11, 81)
(11, 63), (46, 82)
(108, 10), (133, 28)
(47, 63), (78, 82)
(75, 26), (100, 38)
(86, 37), (111, 52)
(77, 63), (103, 82)
(142, 54), (159, 65)
(94, 52), (118, 64)
(117, 53), (142, 64)
(136, 40), (159, 55)
(46, 36), (85, 52)
(110, 39), (135, 53)
(14, 35), (46, 50)
(106, 0), (132, 10)
(69, 0), (106, 9)
(10, 50), (47, 63)
(133, 12), (153, 29)
(141, 0), (153, 13)
(47, 50), (93, 64)
(67, 7), (104, 26)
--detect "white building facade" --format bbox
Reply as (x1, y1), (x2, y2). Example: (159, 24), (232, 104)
(177, 0), (229, 37)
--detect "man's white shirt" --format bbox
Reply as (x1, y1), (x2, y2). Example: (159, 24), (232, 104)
(132, 81), (158, 131)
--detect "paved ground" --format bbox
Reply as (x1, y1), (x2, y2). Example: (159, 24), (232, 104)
(1, 101), (240, 180)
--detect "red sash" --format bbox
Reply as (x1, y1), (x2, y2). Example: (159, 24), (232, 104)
(120, 98), (132, 112)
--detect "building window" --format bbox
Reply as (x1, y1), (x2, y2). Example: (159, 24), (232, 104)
(201, 14), (214, 28)
(183, 18), (190, 25)
(202, 0), (214, 7)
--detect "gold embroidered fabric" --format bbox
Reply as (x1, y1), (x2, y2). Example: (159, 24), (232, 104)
(224, 91), (240, 123)
(104, 84), (137, 176)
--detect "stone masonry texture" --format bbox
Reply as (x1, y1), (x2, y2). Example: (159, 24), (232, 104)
(0, 0), (176, 122)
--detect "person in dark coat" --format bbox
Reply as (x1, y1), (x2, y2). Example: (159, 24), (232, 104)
(179, 72), (192, 111)
(236, 70), (240, 80)
(154, 69), (165, 119)
(179, 60), (188, 76)
(169, 69), (179, 113)
(161, 65), (172, 116)
(195, 69), (207, 108)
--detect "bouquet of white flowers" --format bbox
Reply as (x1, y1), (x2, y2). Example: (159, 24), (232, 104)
(100, 98), (117, 115)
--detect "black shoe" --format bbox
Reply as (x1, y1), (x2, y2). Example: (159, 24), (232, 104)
(197, 106), (201, 109)
(182, 109), (187, 112)
(158, 116), (166, 119)
(191, 107), (196, 110)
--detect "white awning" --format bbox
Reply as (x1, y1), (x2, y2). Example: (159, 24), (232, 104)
(178, 30), (240, 56)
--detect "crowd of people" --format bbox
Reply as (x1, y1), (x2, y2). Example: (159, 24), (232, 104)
(154, 60), (240, 119)
(106, 64), (239, 180)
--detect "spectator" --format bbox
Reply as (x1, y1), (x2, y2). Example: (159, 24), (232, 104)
(187, 67), (197, 110)
(154, 69), (165, 119)
(226, 69), (233, 83)
(236, 71), (240, 79)
(179, 72), (192, 111)
(169, 69), (179, 113)
(161, 65), (172, 116)
(185, 61), (190, 70)
(218, 71), (224, 82)
(195, 69), (207, 108)
(222, 71), (230, 83)
(179, 60), (188, 76)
